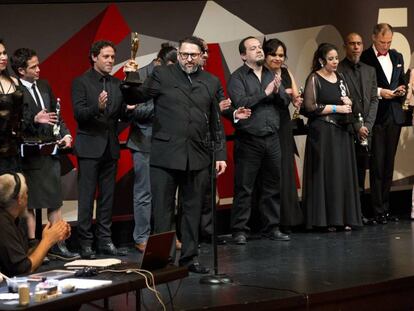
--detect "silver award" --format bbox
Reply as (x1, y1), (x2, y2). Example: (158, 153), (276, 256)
(357, 113), (369, 147)
(339, 80), (347, 97)
(53, 98), (61, 139)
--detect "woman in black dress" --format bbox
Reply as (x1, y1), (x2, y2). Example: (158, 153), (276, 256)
(302, 43), (362, 231)
(0, 39), (23, 173)
(263, 38), (303, 228)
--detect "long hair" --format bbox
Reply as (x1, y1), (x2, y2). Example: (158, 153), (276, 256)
(311, 43), (338, 72)
(0, 39), (13, 83)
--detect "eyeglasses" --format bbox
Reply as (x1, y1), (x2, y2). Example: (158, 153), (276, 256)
(178, 52), (201, 60)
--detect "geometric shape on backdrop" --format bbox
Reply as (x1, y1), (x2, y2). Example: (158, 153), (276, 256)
(193, 1), (263, 43)
(378, 8), (408, 27)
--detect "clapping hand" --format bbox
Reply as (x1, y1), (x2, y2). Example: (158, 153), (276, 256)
(98, 91), (108, 111)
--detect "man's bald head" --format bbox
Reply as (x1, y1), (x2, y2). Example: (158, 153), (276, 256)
(0, 173), (27, 211)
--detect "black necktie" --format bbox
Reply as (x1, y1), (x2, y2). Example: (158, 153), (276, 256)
(32, 83), (42, 108)
(103, 76), (111, 113)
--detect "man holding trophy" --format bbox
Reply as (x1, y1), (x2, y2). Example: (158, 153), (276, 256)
(10, 48), (79, 261)
(123, 36), (227, 273)
(338, 33), (379, 224)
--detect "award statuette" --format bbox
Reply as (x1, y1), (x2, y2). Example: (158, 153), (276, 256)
(130, 32), (139, 71)
(357, 113), (369, 148)
(291, 86), (307, 135)
(53, 98), (61, 139)
(121, 32), (143, 104)
(402, 80), (412, 111)
(291, 87), (303, 120)
(339, 79), (353, 124)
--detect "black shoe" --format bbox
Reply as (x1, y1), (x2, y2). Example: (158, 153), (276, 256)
(362, 216), (377, 226)
(264, 229), (291, 241)
(80, 245), (96, 259)
(385, 213), (399, 222)
(97, 242), (127, 256)
(187, 262), (210, 274)
(232, 232), (247, 245)
(48, 242), (81, 261)
(375, 214), (388, 225)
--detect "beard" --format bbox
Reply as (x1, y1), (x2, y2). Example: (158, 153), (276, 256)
(348, 54), (360, 64)
(179, 62), (199, 74)
(256, 59), (265, 66)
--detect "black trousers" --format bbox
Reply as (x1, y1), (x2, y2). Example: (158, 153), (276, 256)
(77, 146), (118, 246)
(151, 165), (209, 266)
(355, 143), (370, 216)
(231, 133), (281, 234)
(369, 114), (401, 216)
(199, 169), (214, 239)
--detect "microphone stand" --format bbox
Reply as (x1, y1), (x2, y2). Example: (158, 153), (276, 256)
(199, 82), (232, 285)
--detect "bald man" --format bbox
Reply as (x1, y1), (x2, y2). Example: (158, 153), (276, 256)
(338, 32), (378, 224)
(0, 172), (71, 276)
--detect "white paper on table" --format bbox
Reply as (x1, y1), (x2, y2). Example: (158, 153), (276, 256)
(64, 259), (121, 268)
(0, 293), (19, 300)
(59, 279), (112, 290)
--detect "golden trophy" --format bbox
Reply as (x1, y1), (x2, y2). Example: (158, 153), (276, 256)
(291, 86), (306, 133)
(130, 32), (140, 71)
(402, 82), (412, 111)
(120, 32), (143, 104)
(292, 87), (303, 120)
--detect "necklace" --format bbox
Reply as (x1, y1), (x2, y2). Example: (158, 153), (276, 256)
(318, 70), (336, 83)
(0, 77), (14, 94)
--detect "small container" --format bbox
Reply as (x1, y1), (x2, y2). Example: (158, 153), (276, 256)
(34, 290), (48, 302)
(18, 283), (30, 306)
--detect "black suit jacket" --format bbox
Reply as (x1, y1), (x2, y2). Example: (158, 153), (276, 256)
(133, 63), (226, 171)
(338, 58), (378, 133)
(20, 79), (70, 170)
(360, 47), (405, 125)
(72, 69), (125, 159)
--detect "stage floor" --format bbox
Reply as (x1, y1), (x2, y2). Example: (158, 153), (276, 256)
(78, 220), (414, 310)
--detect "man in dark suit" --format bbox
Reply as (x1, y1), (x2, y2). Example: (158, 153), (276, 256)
(360, 23), (406, 224)
(338, 33), (378, 224)
(72, 40), (127, 258)
(10, 48), (79, 261)
(127, 36), (227, 273)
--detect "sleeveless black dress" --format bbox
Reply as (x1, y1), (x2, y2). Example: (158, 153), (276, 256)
(0, 86), (23, 173)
